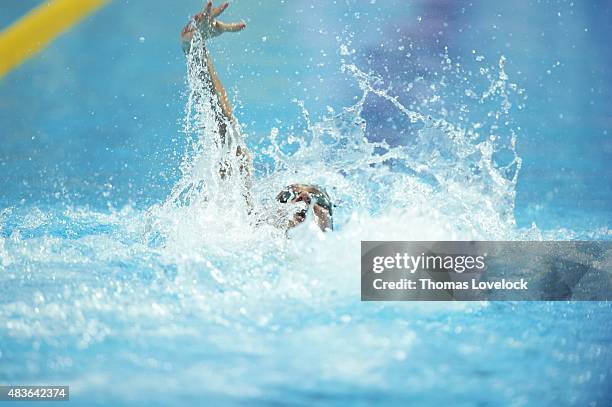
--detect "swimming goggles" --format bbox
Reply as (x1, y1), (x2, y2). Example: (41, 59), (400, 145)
(276, 186), (333, 217)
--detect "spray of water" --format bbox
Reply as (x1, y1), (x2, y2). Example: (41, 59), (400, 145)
(145, 31), (260, 251)
(1, 40), (608, 403)
(146, 37), (527, 257)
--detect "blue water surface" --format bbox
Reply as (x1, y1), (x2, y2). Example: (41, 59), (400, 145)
(0, 1), (611, 406)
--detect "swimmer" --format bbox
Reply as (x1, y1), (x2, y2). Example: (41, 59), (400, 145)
(180, 1), (333, 231)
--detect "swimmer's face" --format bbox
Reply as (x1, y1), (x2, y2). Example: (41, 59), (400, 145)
(276, 184), (333, 231)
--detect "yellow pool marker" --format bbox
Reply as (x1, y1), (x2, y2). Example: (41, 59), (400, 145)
(0, 0), (110, 78)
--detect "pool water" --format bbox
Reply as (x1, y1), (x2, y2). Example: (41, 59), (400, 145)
(1, 1), (611, 405)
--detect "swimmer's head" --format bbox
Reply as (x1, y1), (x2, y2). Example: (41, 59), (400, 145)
(276, 184), (333, 232)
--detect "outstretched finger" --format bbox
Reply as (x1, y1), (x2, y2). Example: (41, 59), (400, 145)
(211, 2), (229, 18)
(216, 20), (246, 32)
(205, 1), (213, 16)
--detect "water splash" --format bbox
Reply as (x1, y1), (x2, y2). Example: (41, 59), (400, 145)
(1, 42), (610, 406)
(128, 46), (537, 310)
(251, 55), (523, 240)
(145, 31), (257, 250)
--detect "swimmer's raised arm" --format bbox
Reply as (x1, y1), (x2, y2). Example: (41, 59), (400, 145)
(180, 1), (252, 210)
(180, 1), (246, 124)
(179, 2), (333, 231)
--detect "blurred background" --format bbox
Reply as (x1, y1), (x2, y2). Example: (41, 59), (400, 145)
(1, 0), (610, 231)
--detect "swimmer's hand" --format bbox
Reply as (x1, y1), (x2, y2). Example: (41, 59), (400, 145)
(181, 1), (246, 44)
